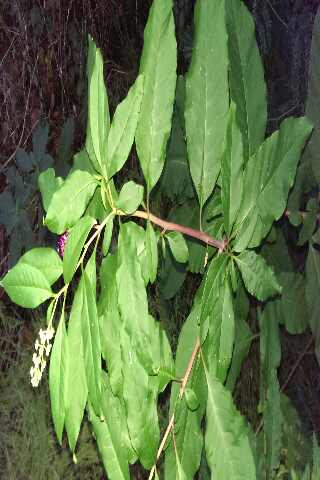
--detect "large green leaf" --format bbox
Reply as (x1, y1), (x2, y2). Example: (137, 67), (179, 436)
(135, 0), (177, 192)
(121, 329), (159, 469)
(185, 0), (229, 211)
(226, 284), (252, 392)
(65, 280), (88, 451)
(80, 269), (102, 415)
(63, 216), (96, 283)
(85, 36), (110, 172)
(88, 374), (131, 480)
(45, 169), (98, 234)
(235, 250), (281, 302)
(226, 0), (267, 160)
(203, 362), (256, 479)
(206, 280), (235, 383)
(107, 75), (144, 179)
(19, 247), (63, 285)
(259, 303), (282, 476)
(234, 116), (312, 251)
(49, 311), (69, 444)
(116, 222), (154, 368)
(1, 260), (53, 308)
(98, 254), (123, 397)
(199, 253), (229, 340)
(221, 102), (244, 236)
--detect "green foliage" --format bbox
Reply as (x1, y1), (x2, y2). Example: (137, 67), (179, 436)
(1, 1), (318, 478)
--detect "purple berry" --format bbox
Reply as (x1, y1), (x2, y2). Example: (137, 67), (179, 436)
(57, 231), (69, 258)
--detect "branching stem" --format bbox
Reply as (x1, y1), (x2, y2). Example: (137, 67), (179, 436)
(122, 210), (227, 252)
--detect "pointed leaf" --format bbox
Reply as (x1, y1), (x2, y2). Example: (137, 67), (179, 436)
(65, 280), (88, 451)
(49, 311), (69, 444)
(185, 0), (229, 211)
(226, 0), (267, 159)
(85, 36), (110, 172)
(116, 181), (144, 214)
(234, 117), (312, 251)
(235, 250), (281, 301)
(81, 269), (102, 414)
(306, 245), (320, 363)
(63, 216), (96, 283)
(45, 169), (98, 234)
(107, 75), (144, 178)
(135, 0), (177, 192)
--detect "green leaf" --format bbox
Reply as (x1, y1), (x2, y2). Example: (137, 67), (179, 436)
(107, 75), (144, 179)
(298, 198), (318, 246)
(38, 168), (63, 212)
(63, 216), (96, 283)
(86, 187), (108, 222)
(45, 169), (98, 234)
(120, 329), (159, 469)
(116, 181), (144, 214)
(259, 303), (282, 475)
(98, 254), (123, 397)
(199, 254), (229, 339)
(146, 221), (158, 283)
(226, 0), (267, 159)
(159, 247), (186, 299)
(203, 364), (256, 480)
(20, 247), (63, 285)
(49, 311), (69, 444)
(206, 280), (235, 383)
(234, 116), (312, 251)
(221, 102), (244, 236)
(80, 269), (102, 415)
(135, 0), (177, 192)
(102, 215), (114, 256)
(116, 222), (154, 368)
(185, 0), (229, 211)
(235, 250), (281, 301)
(88, 374), (130, 480)
(85, 36), (110, 172)
(1, 260), (53, 308)
(65, 282), (88, 451)
(166, 231), (188, 263)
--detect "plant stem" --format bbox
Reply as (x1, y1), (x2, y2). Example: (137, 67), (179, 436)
(128, 210), (227, 252)
(148, 338), (200, 479)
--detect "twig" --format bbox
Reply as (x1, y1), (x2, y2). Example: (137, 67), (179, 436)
(130, 210), (227, 252)
(148, 338), (200, 479)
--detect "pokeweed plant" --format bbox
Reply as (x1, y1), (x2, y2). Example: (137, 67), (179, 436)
(0, 0), (314, 478)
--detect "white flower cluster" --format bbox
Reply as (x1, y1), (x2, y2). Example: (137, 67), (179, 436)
(30, 326), (55, 387)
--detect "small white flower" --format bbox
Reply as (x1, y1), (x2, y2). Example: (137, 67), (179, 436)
(30, 325), (55, 388)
